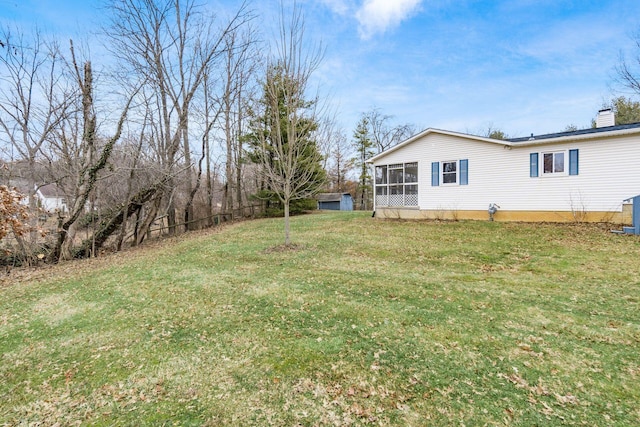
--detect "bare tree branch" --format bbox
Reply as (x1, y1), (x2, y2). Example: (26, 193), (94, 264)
(252, 1), (327, 245)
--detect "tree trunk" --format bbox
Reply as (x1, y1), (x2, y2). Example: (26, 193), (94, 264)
(182, 123), (194, 231)
(224, 96), (234, 213)
(206, 149), (213, 227)
(184, 131), (209, 231)
(284, 199), (290, 246)
(235, 87), (243, 217)
(137, 194), (162, 246)
(51, 58), (98, 262)
(50, 49), (135, 262)
(75, 182), (163, 257)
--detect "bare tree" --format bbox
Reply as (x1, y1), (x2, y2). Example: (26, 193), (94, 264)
(0, 28), (72, 243)
(363, 108), (416, 153)
(616, 30), (640, 95)
(326, 129), (352, 193)
(106, 0), (252, 232)
(114, 115), (150, 251)
(50, 42), (138, 261)
(217, 24), (259, 217)
(252, 3), (326, 246)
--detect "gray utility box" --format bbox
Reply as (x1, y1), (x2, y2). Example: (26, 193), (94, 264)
(623, 195), (640, 235)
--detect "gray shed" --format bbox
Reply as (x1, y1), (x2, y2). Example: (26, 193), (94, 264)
(317, 193), (353, 211)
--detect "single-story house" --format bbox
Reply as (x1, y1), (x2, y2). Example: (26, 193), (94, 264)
(317, 193), (354, 211)
(367, 109), (638, 224)
(35, 183), (67, 213)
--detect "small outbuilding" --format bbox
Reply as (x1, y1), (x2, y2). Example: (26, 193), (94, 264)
(317, 193), (353, 211)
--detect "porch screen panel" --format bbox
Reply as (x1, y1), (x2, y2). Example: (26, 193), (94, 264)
(375, 162), (419, 207)
(375, 185), (388, 207)
(405, 184), (418, 206)
(389, 184), (404, 206)
(375, 165), (387, 184)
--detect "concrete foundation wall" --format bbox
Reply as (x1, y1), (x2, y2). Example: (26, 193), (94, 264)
(374, 205), (632, 224)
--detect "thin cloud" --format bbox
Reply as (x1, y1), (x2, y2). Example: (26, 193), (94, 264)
(317, 0), (352, 16)
(355, 0), (423, 39)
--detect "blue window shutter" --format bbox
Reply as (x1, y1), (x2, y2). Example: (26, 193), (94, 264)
(530, 153), (539, 177)
(460, 159), (468, 185)
(431, 162), (439, 186)
(569, 149), (579, 175)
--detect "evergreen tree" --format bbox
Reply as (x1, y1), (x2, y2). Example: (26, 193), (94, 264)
(590, 96), (640, 128)
(248, 64), (326, 210)
(247, 62), (326, 242)
(610, 96), (640, 124)
(352, 115), (375, 210)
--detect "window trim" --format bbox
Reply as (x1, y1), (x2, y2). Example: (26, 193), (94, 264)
(531, 149), (578, 178)
(441, 160), (458, 185)
(431, 159), (468, 186)
(540, 150), (567, 177)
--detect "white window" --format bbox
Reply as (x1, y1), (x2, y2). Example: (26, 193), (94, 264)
(542, 151), (565, 175)
(442, 161), (458, 184)
(531, 150), (578, 178)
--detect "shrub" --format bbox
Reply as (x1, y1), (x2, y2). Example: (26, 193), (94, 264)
(0, 185), (30, 241)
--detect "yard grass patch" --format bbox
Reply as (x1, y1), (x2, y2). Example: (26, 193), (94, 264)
(1, 212), (639, 425)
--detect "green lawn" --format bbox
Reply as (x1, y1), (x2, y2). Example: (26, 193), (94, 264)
(1, 212), (639, 426)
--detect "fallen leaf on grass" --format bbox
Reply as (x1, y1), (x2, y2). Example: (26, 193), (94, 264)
(554, 393), (578, 405)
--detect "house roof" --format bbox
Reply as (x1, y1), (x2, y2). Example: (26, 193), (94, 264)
(38, 183), (64, 198)
(367, 128), (509, 163)
(368, 122), (640, 163)
(317, 193), (350, 202)
(509, 121), (640, 143)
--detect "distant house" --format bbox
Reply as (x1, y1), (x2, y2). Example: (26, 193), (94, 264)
(35, 183), (67, 213)
(367, 109), (639, 224)
(317, 193), (354, 211)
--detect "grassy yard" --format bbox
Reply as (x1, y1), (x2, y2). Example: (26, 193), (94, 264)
(1, 212), (639, 426)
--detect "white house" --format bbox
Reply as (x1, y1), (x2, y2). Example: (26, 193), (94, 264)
(368, 110), (639, 224)
(35, 183), (67, 213)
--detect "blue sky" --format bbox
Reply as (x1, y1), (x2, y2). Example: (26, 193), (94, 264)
(2, 0), (639, 138)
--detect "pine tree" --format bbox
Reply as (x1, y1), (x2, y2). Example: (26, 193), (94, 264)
(352, 116), (374, 210)
(247, 63), (326, 242)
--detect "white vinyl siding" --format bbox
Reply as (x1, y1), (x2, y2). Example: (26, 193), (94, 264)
(371, 130), (640, 214)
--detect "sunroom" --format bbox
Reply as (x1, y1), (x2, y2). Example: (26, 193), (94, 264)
(375, 162), (418, 207)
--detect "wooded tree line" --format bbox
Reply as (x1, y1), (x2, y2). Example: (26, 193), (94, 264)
(1, 0), (260, 263)
(0, 0), (415, 263)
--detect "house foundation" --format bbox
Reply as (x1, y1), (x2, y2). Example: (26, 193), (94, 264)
(373, 206), (631, 224)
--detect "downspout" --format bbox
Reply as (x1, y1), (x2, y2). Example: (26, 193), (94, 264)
(370, 161), (376, 217)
